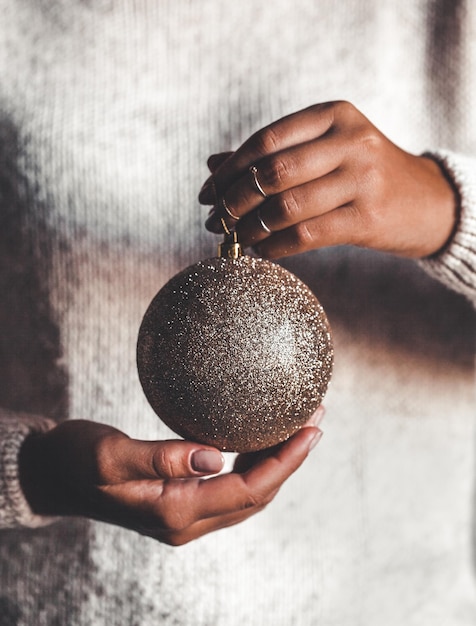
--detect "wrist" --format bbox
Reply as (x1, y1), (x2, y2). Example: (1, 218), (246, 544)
(418, 154), (460, 258)
(419, 149), (476, 303)
(19, 432), (51, 515)
(19, 430), (67, 517)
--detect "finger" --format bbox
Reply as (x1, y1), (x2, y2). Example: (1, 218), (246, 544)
(91, 478), (270, 546)
(198, 175), (215, 205)
(150, 494), (276, 545)
(305, 405), (326, 428)
(232, 442), (283, 475)
(111, 438), (225, 481)
(253, 203), (365, 259)
(212, 103), (337, 192)
(233, 406), (325, 474)
(205, 133), (348, 234)
(190, 426), (320, 520)
(198, 153), (235, 205)
(98, 427), (321, 537)
(237, 170), (354, 247)
(207, 152), (234, 173)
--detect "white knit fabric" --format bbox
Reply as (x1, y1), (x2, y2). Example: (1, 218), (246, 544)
(0, 410), (56, 528)
(420, 151), (476, 305)
(0, 1), (475, 625)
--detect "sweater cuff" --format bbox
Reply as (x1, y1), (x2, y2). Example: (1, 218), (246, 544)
(419, 150), (476, 306)
(0, 409), (58, 529)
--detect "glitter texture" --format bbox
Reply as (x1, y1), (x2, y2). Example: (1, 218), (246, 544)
(137, 255), (333, 452)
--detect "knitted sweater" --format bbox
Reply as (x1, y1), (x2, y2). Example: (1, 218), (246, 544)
(1, 2), (475, 625)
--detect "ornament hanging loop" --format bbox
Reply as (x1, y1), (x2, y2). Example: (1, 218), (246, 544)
(218, 217), (243, 259)
(220, 216), (231, 236)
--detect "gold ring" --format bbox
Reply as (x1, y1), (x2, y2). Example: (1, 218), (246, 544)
(250, 165), (268, 198)
(222, 196), (240, 220)
(257, 207), (272, 234)
(220, 217), (231, 236)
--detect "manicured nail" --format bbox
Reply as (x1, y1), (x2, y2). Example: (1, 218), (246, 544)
(199, 182), (215, 204)
(309, 405), (325, 428)
(191, 449), (224, 473)
(207, 153), (224, 172)
(309, 429), (323, 451)
(205, 213), (223, 233)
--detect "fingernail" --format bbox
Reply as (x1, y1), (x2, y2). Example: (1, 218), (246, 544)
(309, 428), (323, 451)
(207, 154), (223, 172)
(200, 175), (212, 189)
(309, 405), (325, 428)
(205, 213), (223, 233)
(191, 449), (224, 473)
(199, 183), (215, 204)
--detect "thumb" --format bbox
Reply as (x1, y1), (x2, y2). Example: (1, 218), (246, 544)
(113, 438), (225, 481)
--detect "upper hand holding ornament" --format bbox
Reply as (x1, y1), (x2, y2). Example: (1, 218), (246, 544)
(201, 101), (457, 259)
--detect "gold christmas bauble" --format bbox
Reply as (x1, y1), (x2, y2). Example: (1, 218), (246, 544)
(137, 250), (333, 453)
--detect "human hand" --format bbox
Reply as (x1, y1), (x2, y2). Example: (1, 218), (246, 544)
(201, 101), (457, 259)
(19, 415), (323, 545)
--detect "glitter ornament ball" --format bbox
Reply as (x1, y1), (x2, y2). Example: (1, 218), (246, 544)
(137, 253), (333, 453)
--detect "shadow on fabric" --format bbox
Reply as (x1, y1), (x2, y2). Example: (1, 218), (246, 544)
(0, 117), (92, 626)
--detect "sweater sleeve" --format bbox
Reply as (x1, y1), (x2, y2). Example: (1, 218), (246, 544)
(0, 408), (58, 529)
(419, 150), (476, 306)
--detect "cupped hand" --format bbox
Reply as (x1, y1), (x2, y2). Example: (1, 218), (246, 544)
(19, 415), (322, 545)
(200, 101), (457, 259)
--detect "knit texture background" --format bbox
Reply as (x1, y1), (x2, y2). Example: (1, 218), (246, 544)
(0, 1), (475, 625)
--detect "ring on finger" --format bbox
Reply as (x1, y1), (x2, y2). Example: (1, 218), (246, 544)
(256, 207), (272, 234)
(249, 165), (268, 198)
(222, 196), (240, 221)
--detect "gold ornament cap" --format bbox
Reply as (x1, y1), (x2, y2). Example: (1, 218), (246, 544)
(217, 217), (243, 259)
